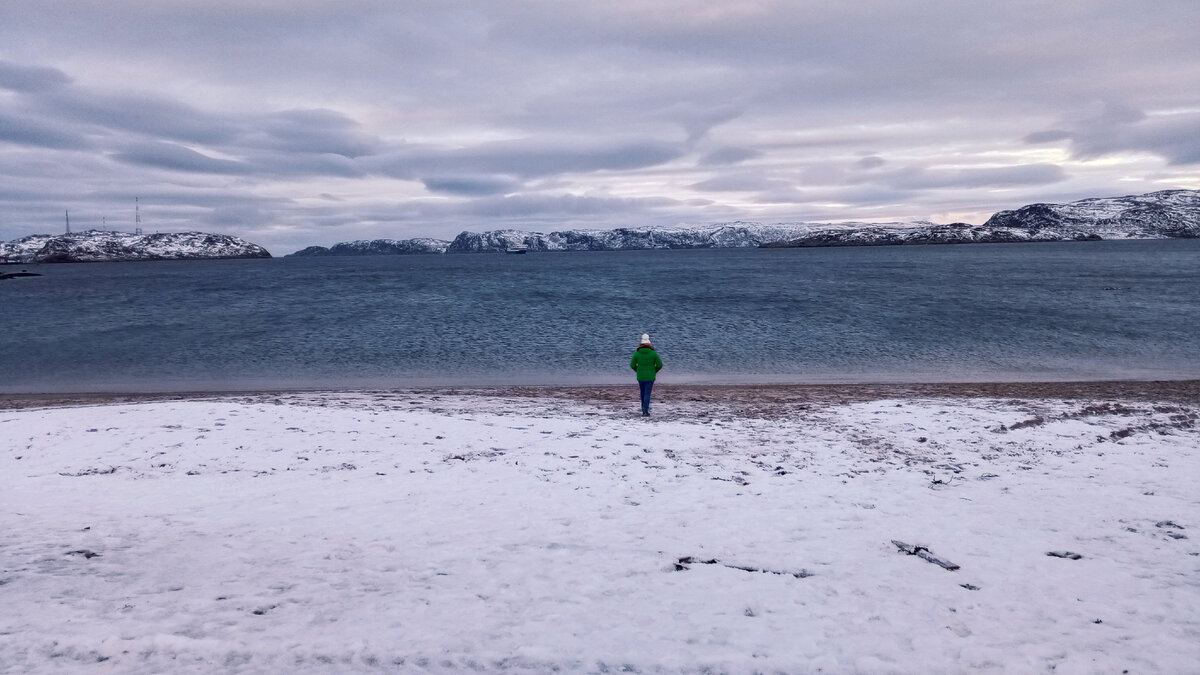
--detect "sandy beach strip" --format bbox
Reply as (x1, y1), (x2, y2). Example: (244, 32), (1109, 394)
(3, 377), (1197, 411)
(2, 381), (1198, 673)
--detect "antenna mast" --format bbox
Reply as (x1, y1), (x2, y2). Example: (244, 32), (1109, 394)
(65, 210), (70, 234)
(135, 197), (142, 235)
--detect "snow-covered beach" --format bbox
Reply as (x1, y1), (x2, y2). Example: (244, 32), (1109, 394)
(2, 383), (1198, 673)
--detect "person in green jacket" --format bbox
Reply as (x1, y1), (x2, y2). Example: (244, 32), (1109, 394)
(630, 333), (663, 416)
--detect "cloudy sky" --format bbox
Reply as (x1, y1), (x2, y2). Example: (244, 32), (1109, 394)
(2, 1), (1198, 254)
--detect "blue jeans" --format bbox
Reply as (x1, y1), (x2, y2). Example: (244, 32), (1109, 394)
(638, 379), (654, 414)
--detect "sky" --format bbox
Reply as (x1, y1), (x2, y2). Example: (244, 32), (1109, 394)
(2, 0), (1199, 255)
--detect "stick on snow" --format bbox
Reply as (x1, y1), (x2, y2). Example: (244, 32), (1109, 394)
(892, 540), (960, 571)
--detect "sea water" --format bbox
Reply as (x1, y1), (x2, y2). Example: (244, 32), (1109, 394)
(2, 239), (1198, 392)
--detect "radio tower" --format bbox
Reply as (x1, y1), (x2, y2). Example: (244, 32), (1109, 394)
(135, 197), (142, 235)
(65, 210), (70, 234)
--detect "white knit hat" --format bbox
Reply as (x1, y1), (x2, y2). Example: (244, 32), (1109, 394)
(640, 333), (651, 344)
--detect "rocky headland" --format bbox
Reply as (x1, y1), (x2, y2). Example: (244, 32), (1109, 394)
(0, 230), (271, 263)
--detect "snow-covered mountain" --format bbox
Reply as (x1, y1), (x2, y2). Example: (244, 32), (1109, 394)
(980, 189), (1200, 239)
(765, 189), (1200, 248)
(759, 221), (1097, 247)
(284, 189), (1200, 256)
(444, 223), (821, 253)
(0, 230), (271, 263)
(287, 238), (450, 256)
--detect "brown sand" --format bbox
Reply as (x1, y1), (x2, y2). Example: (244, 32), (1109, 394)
(3, 379), (1196, 414)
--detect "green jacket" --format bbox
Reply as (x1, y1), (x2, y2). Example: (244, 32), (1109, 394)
(630, 346), (663, 382)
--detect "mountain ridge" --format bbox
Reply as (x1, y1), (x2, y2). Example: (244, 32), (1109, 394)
(0, 230), (272, 263)
(291, 189), (1199, 255)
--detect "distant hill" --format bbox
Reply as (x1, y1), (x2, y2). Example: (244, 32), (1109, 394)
(283, 189), (1200, 256)
(287, 238), (449, 256)
(443, 223), (820, 253)
(981, 189), (1200, 239)
(765, 190), (1200, 247)
(0, 230), (272, 263)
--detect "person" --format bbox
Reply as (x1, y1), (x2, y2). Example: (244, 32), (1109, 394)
(630, 333), (663, 416)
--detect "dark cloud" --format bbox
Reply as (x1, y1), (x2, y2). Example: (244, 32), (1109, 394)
(372, 138), (686, 180)
(1073, 113), (1200, 166)
(36, 89), (240, 145)
(0, 60), (71, 92)
(244, 150), (366, 179)
(249, 109), (377, 158)
(1025, 103), (1200, 166)
(0, 112), (90, 149)
(111, 141), (251, 175)
(422, 175), (521, 196)
(698, 146), (762, 166)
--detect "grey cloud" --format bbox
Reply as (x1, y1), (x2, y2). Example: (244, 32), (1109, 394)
(422, 175), (521, 196)
(833, 186), (919, 208)
(856, 155), (886, 170)
(249, 109), (377, 158)
(690, 173), (791, 192)
(0, 60), (72, 92)
(39, 89), (239, 145)
(889, 164), (1068, 190)
(1070, 113), (1200, 166)
(1024, 130), (1073, 144)
(111, 142), (251, 175)
(799, 163), (851, 186)
(677, 105), (743, 144)
(243, 150), (366, 179)
(698, 146), (762, 166)
(1027, 103), (1200, 166)
(458, 192), (681, 220)
(0, 112), (90, 150)
(373, 138), (685, 180)
(753, 187), (807, 204)
(1090, 102), (1147, 126)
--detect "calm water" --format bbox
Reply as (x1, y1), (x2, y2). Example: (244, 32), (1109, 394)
(2, 240), (1199, 393)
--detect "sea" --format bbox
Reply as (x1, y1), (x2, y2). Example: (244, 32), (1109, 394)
(2, 239), (1199, 393)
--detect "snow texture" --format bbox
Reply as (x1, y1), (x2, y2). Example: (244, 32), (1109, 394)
(2, 390), (1198, 673)
(0, 230), (271, 263)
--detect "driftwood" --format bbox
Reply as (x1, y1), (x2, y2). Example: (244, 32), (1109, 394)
(675, 556), (813, 578)
(892, 540), (959, 570)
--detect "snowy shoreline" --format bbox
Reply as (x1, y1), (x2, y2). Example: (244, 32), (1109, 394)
(3, 385), (1198, 672)
(4, 378), (1198, 412)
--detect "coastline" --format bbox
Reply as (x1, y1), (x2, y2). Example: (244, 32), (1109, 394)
(3, 377), (1197, 412)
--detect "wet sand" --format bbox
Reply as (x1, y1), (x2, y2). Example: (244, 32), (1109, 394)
(4, 378), (1197, 414)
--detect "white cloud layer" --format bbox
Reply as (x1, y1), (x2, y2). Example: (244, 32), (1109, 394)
(1, 0), (1199, 253)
